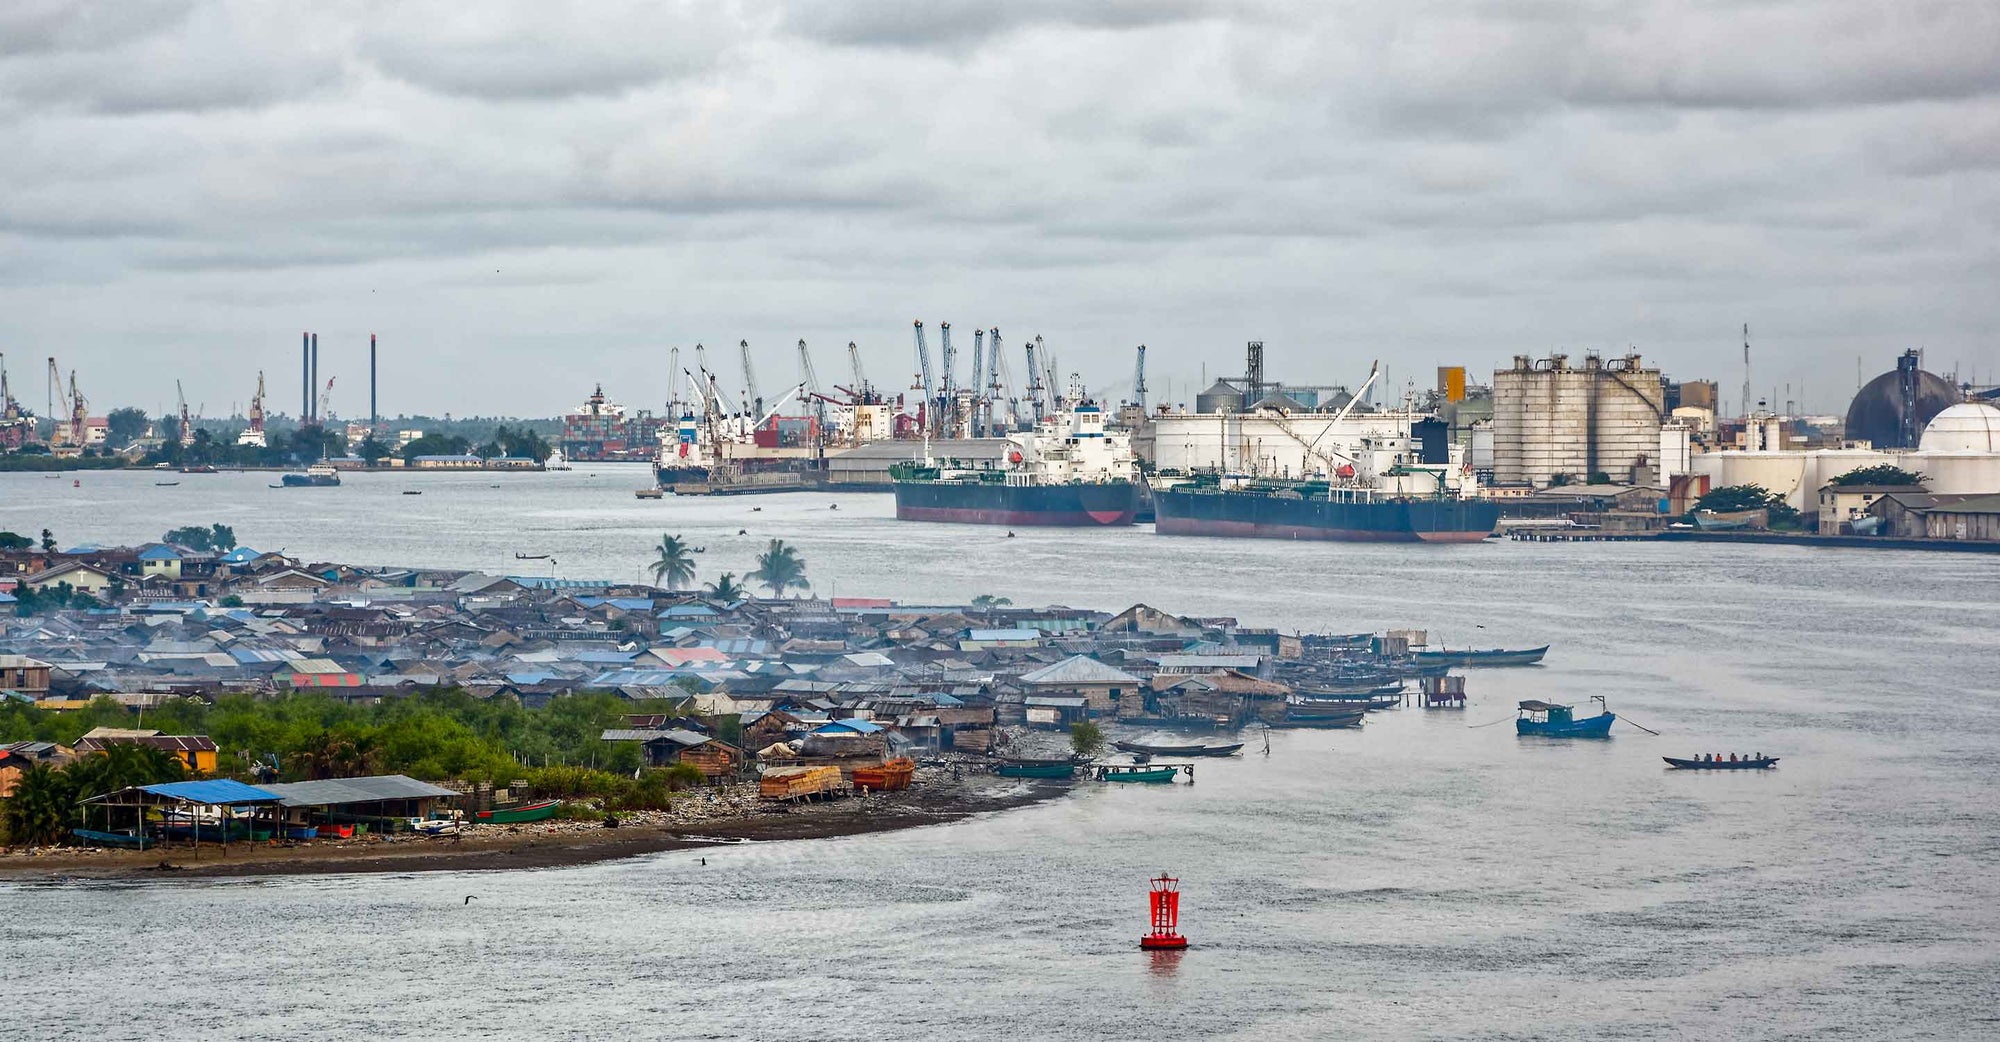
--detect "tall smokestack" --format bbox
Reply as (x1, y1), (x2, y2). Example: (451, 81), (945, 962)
(310, 333), (319, 422)
(370, 334), (378, 432)
(302, 332), (310, 419)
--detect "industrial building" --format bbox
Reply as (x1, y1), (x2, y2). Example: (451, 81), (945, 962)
(1692, 402), (2000, 515)
(1491, 353), (1666, 488)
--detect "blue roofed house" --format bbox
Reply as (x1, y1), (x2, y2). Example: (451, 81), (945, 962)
(137, 545), (184, 580)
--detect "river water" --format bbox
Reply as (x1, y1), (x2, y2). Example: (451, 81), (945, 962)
(5, 466), (1999, 1040)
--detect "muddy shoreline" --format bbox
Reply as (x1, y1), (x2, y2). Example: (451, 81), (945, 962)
(0, 776), (1068, 882)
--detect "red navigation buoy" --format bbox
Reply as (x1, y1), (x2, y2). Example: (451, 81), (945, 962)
(1139, 872), (1189, 950)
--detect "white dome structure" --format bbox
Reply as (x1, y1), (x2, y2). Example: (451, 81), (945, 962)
(1918, 402), (2000, 453)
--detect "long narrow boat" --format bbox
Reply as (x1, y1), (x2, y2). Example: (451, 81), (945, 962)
(1664, 756), (1779, 770)
(1516, 698), (1615, 738)
(995, 760), (1077, 779)
(1096, 764), (1185, 783)
(1415, 645), (1549, 667)
(1280, 708), (1367, 729)
(72, 827), (153, 849)
(473, 799), (562, 824)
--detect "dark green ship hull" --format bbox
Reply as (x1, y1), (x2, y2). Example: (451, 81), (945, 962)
(1154, 486), (1497, 542)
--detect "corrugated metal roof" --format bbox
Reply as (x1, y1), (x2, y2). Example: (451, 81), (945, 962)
(600, 728), (710, 745)
(258, 775), (459, 807)
(1019, 655), (1141, 686)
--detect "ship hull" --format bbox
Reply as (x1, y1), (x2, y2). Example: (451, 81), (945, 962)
(893, 480), (1139, 526)
(1154, 487), (1497, 543)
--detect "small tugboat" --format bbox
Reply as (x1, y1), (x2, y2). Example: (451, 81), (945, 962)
(1664, 754), (1779, 770)
(1516, 696), (1615, 738)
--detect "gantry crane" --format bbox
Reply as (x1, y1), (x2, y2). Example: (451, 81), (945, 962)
(1023, 337), (1046, 423)
(1132, 345), (1148, 412)
(176, 380), (193, 444)
(939, 322), (956, 435)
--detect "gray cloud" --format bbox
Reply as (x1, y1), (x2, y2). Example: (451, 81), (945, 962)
(0, 0), (1995, 418)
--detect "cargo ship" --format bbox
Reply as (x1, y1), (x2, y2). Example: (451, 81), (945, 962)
(1153, 480), (1498, 542)
(1152, 413), (1496, 542)
(278, 461), (341, 488)
(892, 401), (1140, 526)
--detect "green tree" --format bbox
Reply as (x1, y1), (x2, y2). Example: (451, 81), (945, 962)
(704, 573), (745, 601)
(1828, 464), (1927, 488)
(749, 539), (808, 597)
(356, 433), (389, 465)
(0, 762), (70, 846)
(103, 407), (151, 451)
(1696, 484), (1779, 514)
(399, 433), (470, 460)
(970, 594), (1012, 610)
(39, 528), (54, 552)
(1069, 720), (1105, 756)
(649, 534), (696, 591)
(164, 525), (217, 552)
(0, 532), (30, 551)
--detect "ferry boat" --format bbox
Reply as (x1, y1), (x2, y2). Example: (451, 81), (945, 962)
(279, 462), (341, 487)
(892, 400), (1141, 526)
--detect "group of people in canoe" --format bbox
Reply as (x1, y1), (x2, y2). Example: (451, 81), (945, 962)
(1694, 752), (1764, 763)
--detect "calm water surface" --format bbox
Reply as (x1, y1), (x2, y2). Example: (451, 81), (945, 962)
(5, 467), (1998, 1040)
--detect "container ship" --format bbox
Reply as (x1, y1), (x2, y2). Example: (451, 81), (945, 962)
(1152, 416), (1497, 542)
(892, 401), (1140, 526)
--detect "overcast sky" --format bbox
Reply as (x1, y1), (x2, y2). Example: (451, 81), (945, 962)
(3, 1), (1996, 420)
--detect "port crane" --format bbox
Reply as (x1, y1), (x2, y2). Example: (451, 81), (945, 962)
(913, 320), (935, 436)
(938, 322), (956, 436)
(176, 380), (194, 444)
(740, 340), (762, 417)
(1262, 361), (1378, 479)
(987, 329), (1009, 433)
(969, 329), (986, 436)
(238, 371), (268, 447)
(0, 353), (20, 421)
(316, 377), (336, 424)
(1132, 345), (1148, 412)
(667, 346), (682, 417)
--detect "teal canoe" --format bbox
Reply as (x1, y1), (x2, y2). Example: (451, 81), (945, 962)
(72, 828), (152, 849)
(1097, 765), (1182, 784)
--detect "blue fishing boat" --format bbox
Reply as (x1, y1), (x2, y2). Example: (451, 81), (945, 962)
(1516, 697), (1615, 738)
(71, 827), (153, 849)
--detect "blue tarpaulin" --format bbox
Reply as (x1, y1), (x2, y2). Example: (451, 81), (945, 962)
(136, 779), (282, 805)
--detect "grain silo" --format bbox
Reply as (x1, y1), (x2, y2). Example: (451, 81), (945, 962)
(1491, 352), (1666, 487)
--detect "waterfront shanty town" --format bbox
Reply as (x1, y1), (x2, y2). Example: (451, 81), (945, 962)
(0, 530), (1504, 871)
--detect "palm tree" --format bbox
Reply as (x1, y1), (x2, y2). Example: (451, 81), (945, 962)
(971, 594), (1012, 610)
(748, 539), (808, 597)
(649, 533), (696, 591)
(0, 762), (72, 846)
(705, 573), (745, 601)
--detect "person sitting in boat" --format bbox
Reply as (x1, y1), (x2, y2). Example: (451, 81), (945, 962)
(1729, 753), (1738, 762)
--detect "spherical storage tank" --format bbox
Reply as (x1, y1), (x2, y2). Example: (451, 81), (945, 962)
(1844, 352), (1958, 449)
(1917, 402), (2000, 454)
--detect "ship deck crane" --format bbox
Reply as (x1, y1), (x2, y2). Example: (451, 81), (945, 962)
(694, 344), (736, 413)
(1023, 338), (1046, 423)
(913, 321), (935, 435)
(740, 340), (762, 417)
(797, 340), (826, 452)
(845, 341), (869, 402)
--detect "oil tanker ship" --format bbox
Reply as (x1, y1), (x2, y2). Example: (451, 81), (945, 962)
(893, 401), (1140, 526)
(1153, 479), (1497, 542)
(1152, 415), (1496, 542)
